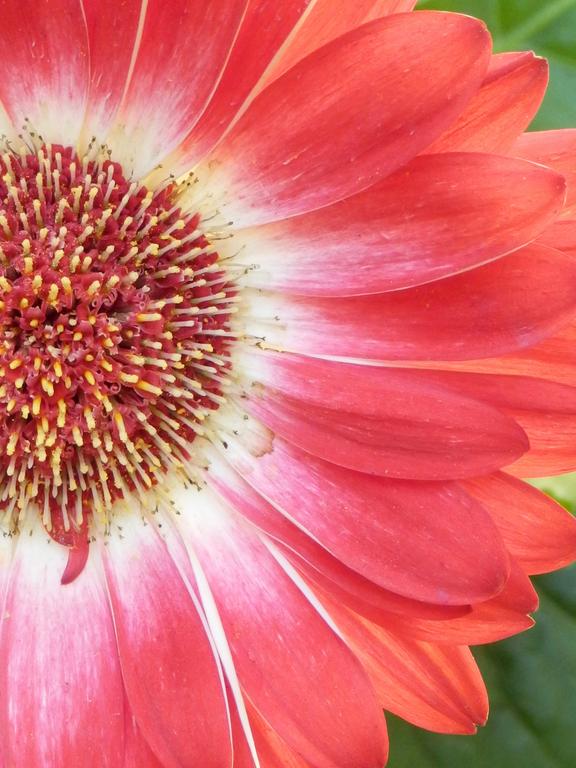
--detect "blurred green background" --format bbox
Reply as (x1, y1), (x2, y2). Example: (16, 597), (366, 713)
(387, 2), (576, 766)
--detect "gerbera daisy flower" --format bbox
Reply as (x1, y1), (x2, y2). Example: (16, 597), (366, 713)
(0, 1), (575, 766)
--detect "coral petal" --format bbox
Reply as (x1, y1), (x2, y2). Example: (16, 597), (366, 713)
(200, 12), (491, 225)
(463, 473), (576, 573)
(327, 600), (489, 735)
(514, 129), (576, 210)
(229, 153), (564, 295)
(264, 0), (418, 86)
(427, 52), (548, 153)
(382, 560), (538, 645)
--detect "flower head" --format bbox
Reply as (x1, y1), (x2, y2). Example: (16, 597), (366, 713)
(0, 1), (574, 766)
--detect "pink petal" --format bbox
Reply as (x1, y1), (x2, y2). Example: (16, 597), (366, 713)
(102, 516), (232, 768)
(463, 473), (576, 575)
(230, 152), (563, 295)
(107, 0), (247, 176)
(174, 491), (388, 768)
(327, 600), (488, 735)
(0, 0), (89, 144)
(207, 456), (471, 622)
(199, 12), (491, 225)
(81, 0), (142, 142)
(124, 705), (165, 768)
(246, 244), (576, 360)
(0, 526), (125, 766)
(167, 0), (313, 172)
(426, 52), (548, 154)
(221, 436), (510, 605)
(242, 352), (528, 478)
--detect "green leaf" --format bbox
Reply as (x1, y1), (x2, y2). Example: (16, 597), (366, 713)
(530, 474), (576, 514)
(387, 567), (576, 767)
(417, 0), (576, 129)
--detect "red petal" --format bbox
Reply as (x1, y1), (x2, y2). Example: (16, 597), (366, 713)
(427, 52), (548, 154)
(81, 0), (142, 142)
(230, 153), (563, 295)
(107, 0), (247, 175)
(227, 686), (258, 768)
(243, 351), (528, 479)
(221, 436), (510, 605)
(390, 367), (576, 478)
(246, 244), (576, 360)
(463, 473), (576, 574)
(102, 516), (232, 768)
(167, 0), (312, 172)
(538, 218), (576, 255)
(0, 0), (88, 144)
(327, 599), (488, 735)
(207, 454), (471, 621)
(420, 320), (576, 386)
(437, 368), (576, 477)
(200, 12), (491, 225)
(249, 704), (314, 768)
(174, 491), (388, 768)
(0, 527), (125, 766)
(506, 411), (576, 477)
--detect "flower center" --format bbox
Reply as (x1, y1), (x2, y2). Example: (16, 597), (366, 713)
(0, 140), (235, 544)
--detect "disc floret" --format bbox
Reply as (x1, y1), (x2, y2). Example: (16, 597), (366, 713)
(0, 139), (236, 540)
